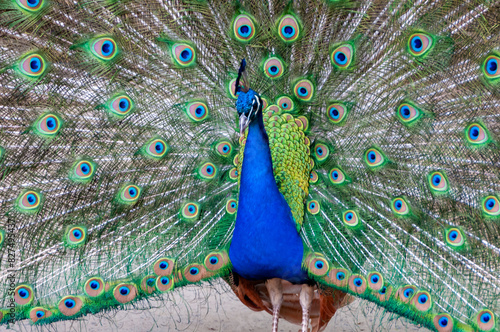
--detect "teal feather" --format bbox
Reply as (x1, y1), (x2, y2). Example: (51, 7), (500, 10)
(0, 0), (499, 331)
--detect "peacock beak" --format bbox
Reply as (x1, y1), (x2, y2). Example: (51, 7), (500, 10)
(239, 114), (250, 137)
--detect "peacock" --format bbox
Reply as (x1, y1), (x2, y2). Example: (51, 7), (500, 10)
(0, 0), (499, 331)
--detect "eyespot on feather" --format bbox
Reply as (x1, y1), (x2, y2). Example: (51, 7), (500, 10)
(90, 37), (118, 61)
(396, 103), (422, 125)
(342, 210), (358, 227)
(364, 148), (385, 168)
(408, 32), (433, 57)
(186, 101), (209, 122)
(367, 272), (384, 291)
(66, 226), (87, 247)
(215, 141), (233, 157)
(327, 103), (348, 124)
(445, 228), (465, 248)
(308, 256), (329, 276)
(16, 0), (44, 12)
(156, 276), (174, 292)
(117, 184), (141, 205)
(153, 258), (174, 276)
(184, 264), (209, 283)
(70, 159), (96, 183)
(18, 53), (47, 78)
(229, 167), (238, 181)
(465, 123), (490, 146)
(375, 285), (392, 302)
(483, 54), (500, 81)
(33, 113), (62, 138)
(263, 57), (285, 79)
(428, 171), (448, 193)
(331, 44), (354, 69)
(30, 307), (52, 323)
(278, 14), (301, 43)
(327, 268), (350, 288)
(225, 199), (237, 215)
(391, 197), (410, 216)
(307, 200), (320, 215)
(141, 275), (157, 294)
(171, 43), (196, 67)
(293, 79), (314, 102)
(233, 14), (256, 42)
(276, 96), (294, 111)
(348, 274), (367, 294)
(142, 137), (169, 159)
(433, 313), (453, 332)
(113, 284), (137, 304)
(108, 95), (134, 117)
(229, 78), (247, 99)
(84, 277), (105, 297)
(58, 296), (83, 316)
(14, 285), (33, 305)
(482, 195), (500, 217)
(16, 189), (43, 214)
(204, 251), (228, 271)
(198, 162), (217, 180)
(313, 143), (329, 163)
(475, 309), (495, 331)
(397, 285), (417, 303)
(329, 168), (346, 185)
(309, 171), (318, 184)
(410, 291), (432, 312)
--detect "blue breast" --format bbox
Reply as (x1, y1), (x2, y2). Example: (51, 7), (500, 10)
(229, 107), (307, 283)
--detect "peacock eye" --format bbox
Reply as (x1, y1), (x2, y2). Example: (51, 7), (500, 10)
(198, 162), (218, 180)
(91, 37), (118, 61)
(71, 160), (96, 183)
(327, 103), (348, 124)
(483, 55), (500, 80)
(118, 184), (141, 204)
(181, 202), (200, 220)
(331, 44), (354, 69)
(445, 228), (465, 248)
(276, 96), (293, 111)
(396, 103), (421, 125)
(34, 113), (62, 137)
(482, 195), (500, 217)
(67, 226), (86, 246)
(476, 310), (495, 331)
(342, 210), (358, 227)
(408, 33), (433, 57)
(215, 141), (233, 157)
(278, 14), (300, 42)
(16, 0), (44, 12)
(309, 171), (318, 184)
(364, 148), (385, 168)
(19, 54), (47, 78)
(171, 43), (196, 67)
(329, 168), (346, 184)
(293, 79), (314, 101)
(14, 285), (34, 305)
(465, 123), (489, 145)
(109, 95), (134, 117)
(428, 171), (448, 192)
(186, 101), (209, 122)
(113, 284), (137, 304)
(145, 138), (168, 158)
(233, 14), (256, 42)
(391, 197), (409, 216)
(433, 313), (452, 330)
(263, 57), (284, 79)
(16, 190), (43, 213)
(226, 199), (237, 214)
(307, 200), (320, 215)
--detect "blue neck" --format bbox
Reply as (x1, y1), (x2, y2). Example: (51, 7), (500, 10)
(229, 110), (306, 283)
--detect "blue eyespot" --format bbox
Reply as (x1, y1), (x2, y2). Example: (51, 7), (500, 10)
(147, 278), (155, 287)
(188, 206), (195, 213)
(439, 317), (448, 327)
(238, 25), (251, 38)
(371, 275), (379, 283)
(432, 174), (441, 185)
(316, 147), (323, 155)
(332, 171), (338, 179)
(480, 312), (492, 323)
(486, 58), (498, 75)
(354, 278), (363, 287)
(486, 198), (496, 210)
(36, 310), (45, 318)
(209, 256), (218, 265)
(400, 106), (410, 119)
(310, 202), (316, 209)
(27, 0), (40, 7)
(395, 201), (402, 209)
(329, 107), (340, 119)
(27, 193), (36, 205)
(72, 230), (82, 239)
(404, 289), (414, 298)
(270, 66), (278, 74)
(90, 281), (100, 289)
(206, 166), (213, 174)
(119, 286), (130, 296)
(155, 142), (164, 153)
(470, 126), (480, 139)
(80, 164), (90, 175)
(159, 262), (168, 270)
(336, 272), (345, 280)
(346, 212), (353, 221)
(449, 230), (458, 241)
(128, 187), (137, 197)
(65, 299), (75, 308)
(119, 98), (129, 112)
(298, 87), (308, 97)
(18, 289), (29, 298)
(46, 117), (56, 130)
(379, 287), (386, 295)
(101, 41), (114, 56)
(30, 57), (41, 72)
(222, 145), (229, 152)
(190, 267), (199, 275)
(368, 151), (376, 161)
(161, 277), (169, 285)
(195, 107), (205, 116)
(315, 261), (323, 269)
(282, 26), (295, 38)
(418, 294), (428, 304)
(334, 52), (347, 65)
(411, 36), (423, 52)
(180, 49), (192, 61)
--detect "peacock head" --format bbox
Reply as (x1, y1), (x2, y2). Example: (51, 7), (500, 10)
(235, 59), (262, 136)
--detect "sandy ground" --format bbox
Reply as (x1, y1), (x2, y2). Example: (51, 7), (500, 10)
(11, 281), (430, 332)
